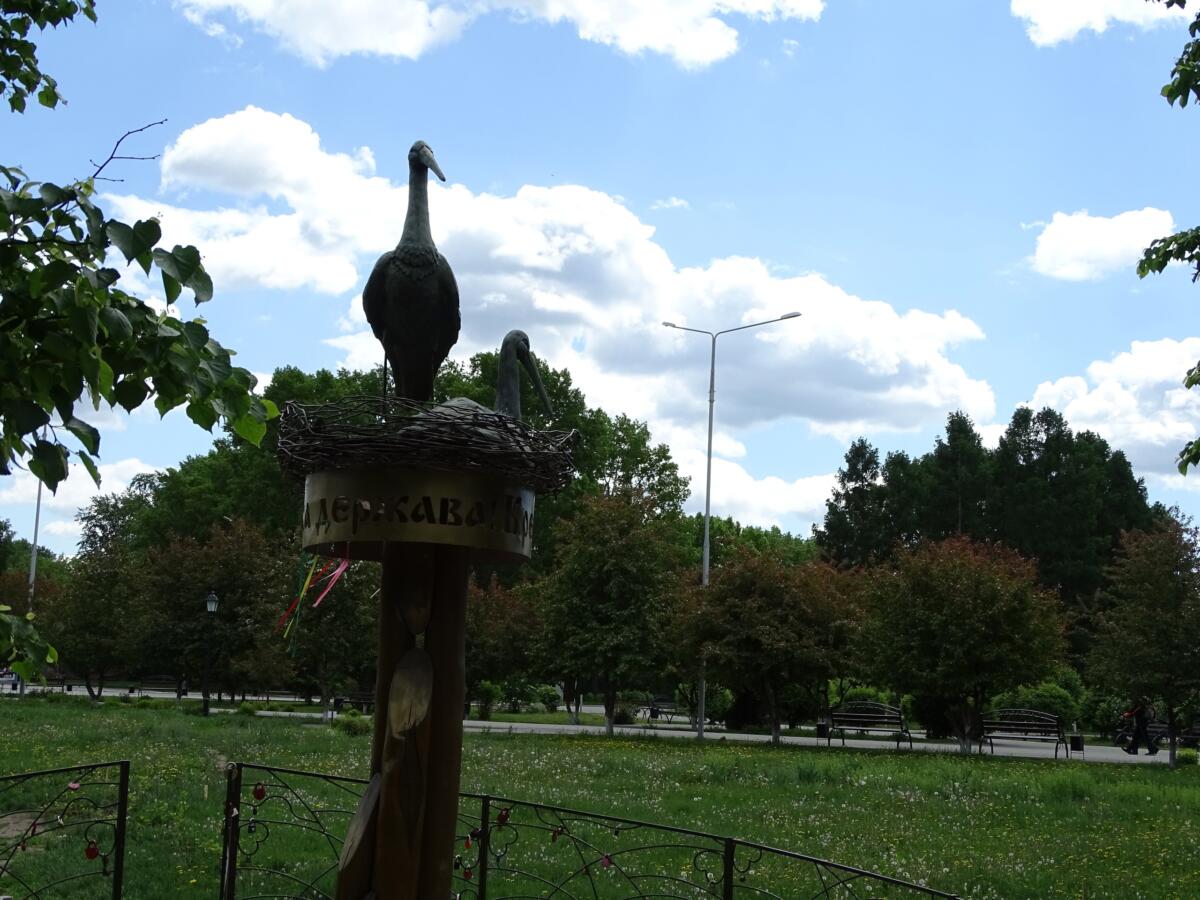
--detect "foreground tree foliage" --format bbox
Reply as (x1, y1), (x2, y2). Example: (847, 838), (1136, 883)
(1138, 0), (1200, 470)
(1, 1), (275, 491)
(859, 537), (1063, 752)
(1090, 511), (1200, 768)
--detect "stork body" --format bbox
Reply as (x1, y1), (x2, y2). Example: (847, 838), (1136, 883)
(363, 141), (460, 401)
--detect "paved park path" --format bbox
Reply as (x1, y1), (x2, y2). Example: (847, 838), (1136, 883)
(462, 717), (1166, 765)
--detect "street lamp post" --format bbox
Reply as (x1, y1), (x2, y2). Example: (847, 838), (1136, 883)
(203, 590), (218, 716)
(662, 312), (800, 739)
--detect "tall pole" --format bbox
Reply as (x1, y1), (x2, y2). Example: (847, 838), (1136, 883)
(19, 465), (45, 699)
(663, 312), (801, 741)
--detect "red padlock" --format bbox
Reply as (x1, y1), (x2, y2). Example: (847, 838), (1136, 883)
(252, 782), (266, 801)
(85, 840), (99, 860)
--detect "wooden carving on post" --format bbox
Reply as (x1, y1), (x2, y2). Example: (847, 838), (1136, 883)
(277, 141), (575, 900)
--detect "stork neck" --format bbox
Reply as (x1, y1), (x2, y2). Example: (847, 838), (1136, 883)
(401, 162), (433, 245)
(495, 350), (521, 419)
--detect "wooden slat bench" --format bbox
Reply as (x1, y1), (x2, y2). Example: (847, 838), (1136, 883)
(828, 701), (912, 749)
(980, 708), (1068, 758)
(641, 699), (681, 723)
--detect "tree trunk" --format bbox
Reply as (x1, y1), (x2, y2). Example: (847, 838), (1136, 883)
(765, 683), (781, 745)
(604, 686), (616, 737)
(563, 681), (579, 725)
(948, 702), (974, 754)
(1168, 708), (1178, 770)
(85, 677), (99, 704)
(573, 693), (581, 725)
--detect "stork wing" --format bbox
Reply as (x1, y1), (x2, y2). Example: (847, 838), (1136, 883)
(362, 251), (393, 341)
(434, 253), (461, 366)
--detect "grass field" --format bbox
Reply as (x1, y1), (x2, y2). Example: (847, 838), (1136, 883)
(1, 697), (1197, 898)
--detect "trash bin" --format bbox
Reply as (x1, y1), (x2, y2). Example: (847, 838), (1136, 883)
(816, 722), (829, 739)
(1069, 734), (1085, 755)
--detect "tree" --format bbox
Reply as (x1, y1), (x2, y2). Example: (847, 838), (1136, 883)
(1090, 512), (1200, 768)
(815, 438), (891, 566)
(1138, 0), (1200, 470)
(859, 537), (1063, 752)
(539, 493), (686, 735)
(924, 412), (989, 539)
(685, 548), (857, 742)
(1, 2), (275, 492)
(37, 484), (154, 698)
(0, 517), (13, 571)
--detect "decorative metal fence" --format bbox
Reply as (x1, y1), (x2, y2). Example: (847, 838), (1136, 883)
(219, 761), (957, 899)
(0, 760), (129, 899)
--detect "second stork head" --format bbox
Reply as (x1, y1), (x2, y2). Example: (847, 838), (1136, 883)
(496, 330), (552, 421)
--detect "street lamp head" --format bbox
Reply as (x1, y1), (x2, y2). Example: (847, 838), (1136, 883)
(780, 311), (801, 319)
(662, 321), (677, 328)
(205, 590), (218, 615)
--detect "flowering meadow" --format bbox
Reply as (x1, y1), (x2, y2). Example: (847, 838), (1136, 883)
(1, 697), (1197, 898)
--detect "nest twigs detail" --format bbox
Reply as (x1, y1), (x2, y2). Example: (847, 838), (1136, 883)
(277, 396), (576, 492)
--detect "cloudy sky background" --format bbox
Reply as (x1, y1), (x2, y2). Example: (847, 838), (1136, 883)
(4, 0), (1200, 553)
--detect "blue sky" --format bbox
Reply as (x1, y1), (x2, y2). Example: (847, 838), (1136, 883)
(4, 0), (1200, 554)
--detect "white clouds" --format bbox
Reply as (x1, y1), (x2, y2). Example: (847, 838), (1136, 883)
(1028, 338), (1200, 478)
(0, 458), (159, 511)
(114, 106), (992, 528)
(1011, 0), (1188, 47)
(650, 196), (690, 211)
(1029, 208), (1174, 281)
(176, 0), (824, 67)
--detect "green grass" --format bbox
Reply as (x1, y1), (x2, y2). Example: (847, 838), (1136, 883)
(2, 697), (1198, 898)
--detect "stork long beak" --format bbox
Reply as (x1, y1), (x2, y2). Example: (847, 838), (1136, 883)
(518, 344), (554, 417)
(419, 144), (446, 182)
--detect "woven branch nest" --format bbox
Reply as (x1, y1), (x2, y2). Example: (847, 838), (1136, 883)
(277, 395), (577, 493)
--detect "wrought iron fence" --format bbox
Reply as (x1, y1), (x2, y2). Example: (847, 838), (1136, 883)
(0, 760), (129, 899)
(219, 761), (958, 899)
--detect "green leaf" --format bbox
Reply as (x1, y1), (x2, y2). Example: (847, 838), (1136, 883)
(107, 218), (161, 272)
(161, 271), (181, 304)
(0, 399), (51, 434)
(37, 84), (58, 108)
(112, 378), (149, 413)
(99, 307), (132, 341)
(76, 449), (101, 486)
(231, 412), (267, 446)
(28, 439), (68, 491)
(154, 245), (211, 303)
(38, 182), (70, 205)
(186, 400), (218, 431)
(65, 416), (100, 455)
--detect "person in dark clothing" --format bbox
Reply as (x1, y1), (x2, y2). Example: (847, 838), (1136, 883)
(1122, 697), (1159, 755)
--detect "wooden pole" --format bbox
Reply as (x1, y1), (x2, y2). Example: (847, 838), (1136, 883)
(416, 544), (470, 899)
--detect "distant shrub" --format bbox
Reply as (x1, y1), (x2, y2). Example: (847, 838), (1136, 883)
(1176, 748), (1198, 767)
(536, 684), (560, 713)
(992, 682), (1080, 729)
(333, 712), (371, 737)
(501, 676), (536, 713)
(1081, 691), (1128, 736)
(237, 702), (257, 716)
(476, 681), (502, 721)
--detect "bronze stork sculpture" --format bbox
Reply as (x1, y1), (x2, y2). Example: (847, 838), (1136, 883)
(432, 330), (553, 422)
(363, 140), (460, 401)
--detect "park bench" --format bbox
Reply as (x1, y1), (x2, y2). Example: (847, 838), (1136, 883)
(640, 698), (681, 723)
(334, 692), (376, 715)
(980, 708), (1068, 758)
(828, 701), (912, 749)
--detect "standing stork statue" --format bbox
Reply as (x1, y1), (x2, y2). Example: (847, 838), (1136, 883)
(363, 140), (460, 402)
